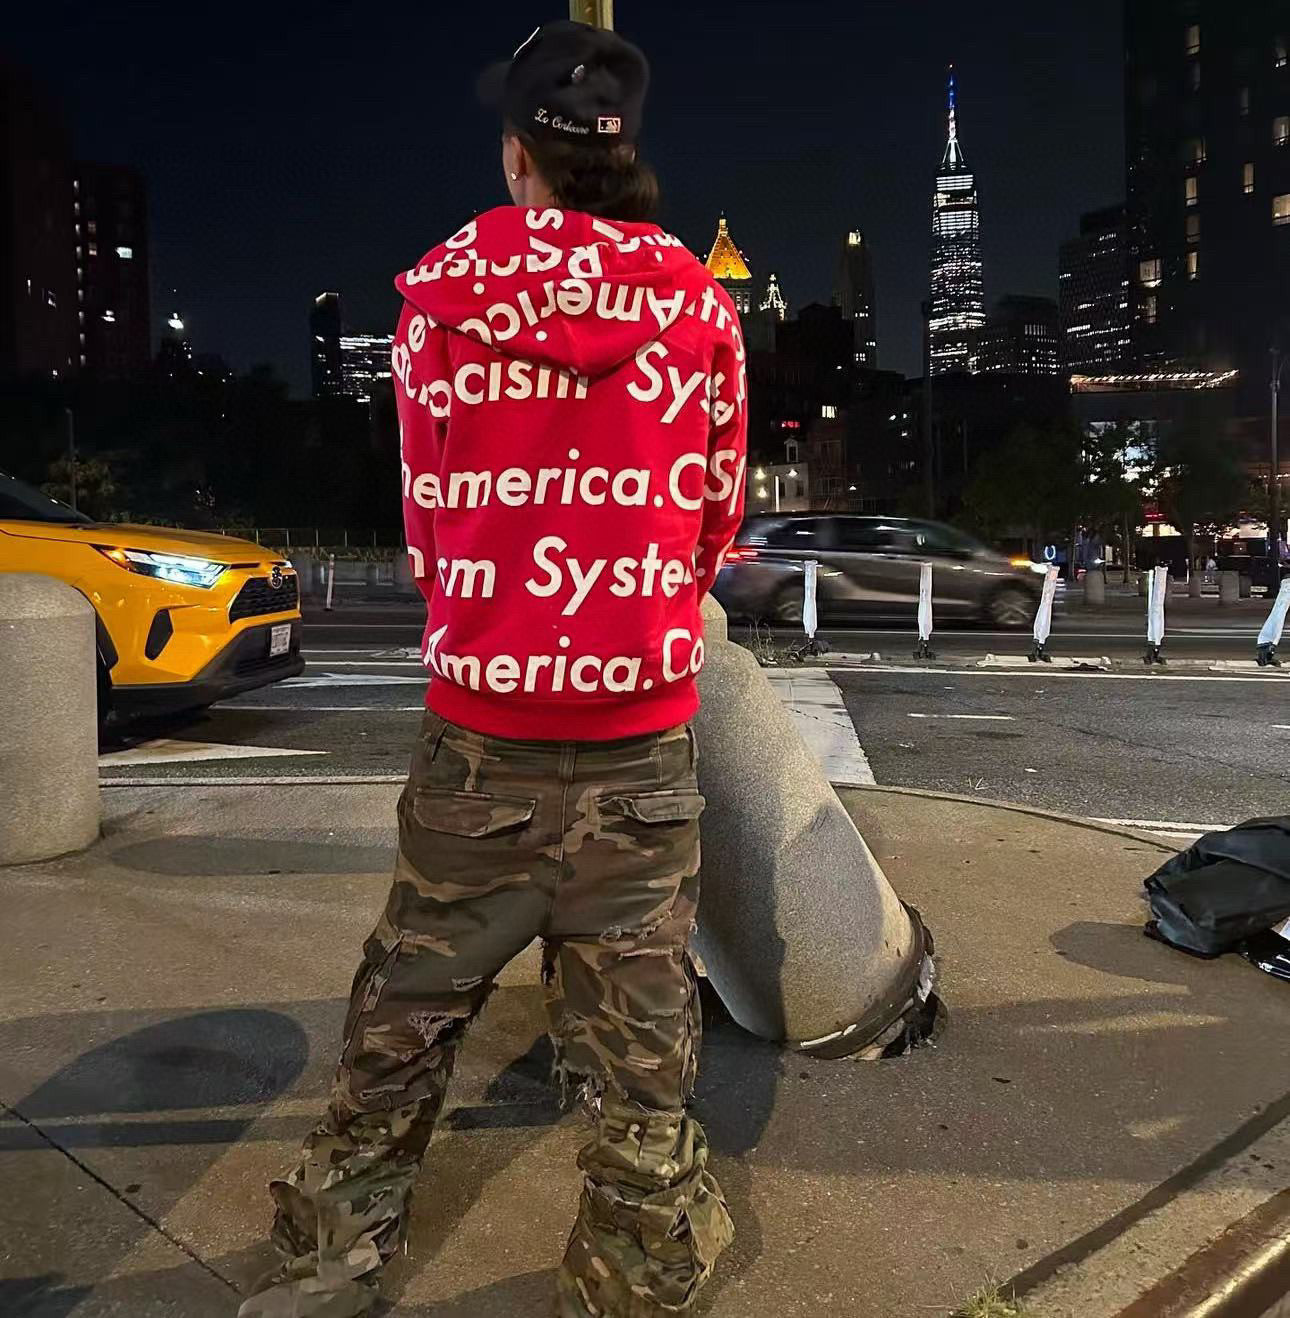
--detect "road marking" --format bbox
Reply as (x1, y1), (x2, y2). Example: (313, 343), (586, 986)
(1275, 725), (1290, 731)
(907, 713), (1015, 721)
(832, 664), (1290, 685)
(762, 668), (875, 786)
(101, 774), (406, 787)
(1093, 816), (1226, 837)
(283, 671), (426, 686)
(291, 661), (424, 670)
(218, 704), (425, 712)
(99, 739), (327, 767)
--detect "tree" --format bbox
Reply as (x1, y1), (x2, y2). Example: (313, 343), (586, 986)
(962, 422), (1082, 556)
(1147, 423), (1258, 569)
(42, 456), (120, 522)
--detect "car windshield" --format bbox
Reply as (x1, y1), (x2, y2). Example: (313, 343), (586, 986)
(0, 471), (92, 525)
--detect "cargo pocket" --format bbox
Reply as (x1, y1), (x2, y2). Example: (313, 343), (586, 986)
(598, 790), (706, 826)
(411, 788), (536, 838)
(636, 1163), (735, 1305)
(338, 933), (404, 1078)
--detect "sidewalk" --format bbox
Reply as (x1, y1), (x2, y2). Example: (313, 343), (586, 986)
(3, 780), (1288, 1316)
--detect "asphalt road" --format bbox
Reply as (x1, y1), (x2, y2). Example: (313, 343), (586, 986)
(98, 601), (1290, 836)
(301, 596), (1273, 662)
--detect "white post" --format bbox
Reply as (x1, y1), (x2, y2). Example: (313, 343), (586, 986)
(914, 561), (934, 659)
(325, 552), (336, 612)
(1030, 566), (1059, 661)
(1145, 564), (1168, 663)
(1257, 576), (1290, 666)
(802, 558), (819, 640)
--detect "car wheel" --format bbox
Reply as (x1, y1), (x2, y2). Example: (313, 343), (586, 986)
(987, 586), (1035, 630)
(774, 581), (805, 626)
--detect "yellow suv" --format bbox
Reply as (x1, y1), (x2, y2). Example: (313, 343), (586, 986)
(0, 470), (304, 720)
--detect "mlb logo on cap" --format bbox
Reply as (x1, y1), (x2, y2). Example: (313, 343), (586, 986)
(598, 115), (622, 134)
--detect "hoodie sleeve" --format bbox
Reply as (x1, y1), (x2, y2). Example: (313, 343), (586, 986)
(694, 322), (748, 598)
(392, 302), (450, 604)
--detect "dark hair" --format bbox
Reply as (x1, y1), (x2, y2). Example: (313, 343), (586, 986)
(509, 126), (660, 223)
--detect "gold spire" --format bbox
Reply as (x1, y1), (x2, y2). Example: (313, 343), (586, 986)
(704, 213), (752, 282)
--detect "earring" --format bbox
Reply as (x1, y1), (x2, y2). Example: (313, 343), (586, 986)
(509, 172), (519, 181)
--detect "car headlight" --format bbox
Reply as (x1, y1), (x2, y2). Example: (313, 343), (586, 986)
(95, 546), (227, 588)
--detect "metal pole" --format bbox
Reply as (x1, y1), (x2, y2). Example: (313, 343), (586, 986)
(1272, 351), (1282, 570)
(65, 408), (77, 513)
(570, 0), (613, 27)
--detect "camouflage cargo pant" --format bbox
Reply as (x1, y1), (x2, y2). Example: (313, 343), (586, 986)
(240, 713), (733, 1318)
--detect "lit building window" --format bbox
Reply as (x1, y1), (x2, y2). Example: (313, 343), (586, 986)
(1185, 23), (1200, 55)
(1274, 194), (1290, 226)
(45, 290), (56, 308)
(1187, 250), (1200, 280)
(1185, 177), (1198, 207)
(821, 404), (838, 419)
(1240, 87), (1251, 117)
(1278, 36), (1289, 68)
(1186, 137), (1207, 164)
(1138, 258), (1162, 287)
(115, 245), (133, 259)
(86, 220), (96, 235)
(102, 309), (115, 322)
(1186, 214), (1201, 243)
(87, 242), (97, 257)
(1142, 294), (1158, 325)
(1276, 116), (1290, 147)
(1245, 162), (1257, 194)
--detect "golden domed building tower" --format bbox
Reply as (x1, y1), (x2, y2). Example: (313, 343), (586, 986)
(704, 213), (753, 314)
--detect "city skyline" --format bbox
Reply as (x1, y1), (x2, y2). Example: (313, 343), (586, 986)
(5, 0), (1124, 395)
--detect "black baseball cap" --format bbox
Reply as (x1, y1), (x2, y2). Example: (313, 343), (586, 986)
(477, 20), (649, 147)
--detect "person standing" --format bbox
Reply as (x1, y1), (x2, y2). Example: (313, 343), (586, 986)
(240, 21), (745, 1318)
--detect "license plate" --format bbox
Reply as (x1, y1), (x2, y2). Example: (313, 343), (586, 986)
(269, 623), (292, 657)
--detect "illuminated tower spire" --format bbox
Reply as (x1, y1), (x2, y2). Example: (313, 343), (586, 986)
(704, 213), (753, 314)
(927, 65), (985, 375)
(943, 65), (965, 170)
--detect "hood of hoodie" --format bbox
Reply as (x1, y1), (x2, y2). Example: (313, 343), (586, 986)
(395, 205), (714, 381)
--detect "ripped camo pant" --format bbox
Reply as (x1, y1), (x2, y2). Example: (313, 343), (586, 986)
(249, 713), (733, 1318)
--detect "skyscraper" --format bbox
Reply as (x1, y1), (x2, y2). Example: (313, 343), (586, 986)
(975, 296), (1063, 377)
(310, 292), (343, 399)
(760, 272), (788, 321)
(1125, 0), (1290, 400)
(927, 68), (986, 376)
(74, 162), (150, 378)
(834, 230), (879, 369)
(0, 67), (77, 379)
(704, 214), (753, 314)
(1058, 205), (1132, 373)
(340, 332), (394, 403)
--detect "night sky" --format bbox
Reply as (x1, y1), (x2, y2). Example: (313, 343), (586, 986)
(11, 1), (1124, 394)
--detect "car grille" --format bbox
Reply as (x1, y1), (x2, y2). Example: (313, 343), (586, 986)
(229, 575), (298, 622)
(234, 649), (296, 678)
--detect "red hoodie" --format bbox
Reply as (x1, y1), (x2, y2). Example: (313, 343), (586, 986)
(392, 205), (747, 741)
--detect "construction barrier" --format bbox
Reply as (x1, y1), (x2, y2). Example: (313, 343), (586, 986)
(1029, 566), (1060, 663)
(914, 562), (934, 660)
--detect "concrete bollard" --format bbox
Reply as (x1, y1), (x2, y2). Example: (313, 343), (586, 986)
(693, 596), (936, 1057)
(364, 562), (379, 589)
(1188, 570), (1202, 598)
(1240, 574), (1252, 600)
(393, 550), (417, 596)
(294, 552), (317, 599)
(1083, 567), (1106, 606)
(0, 575), (100, 864)
(1219, 571), (1240, 605)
